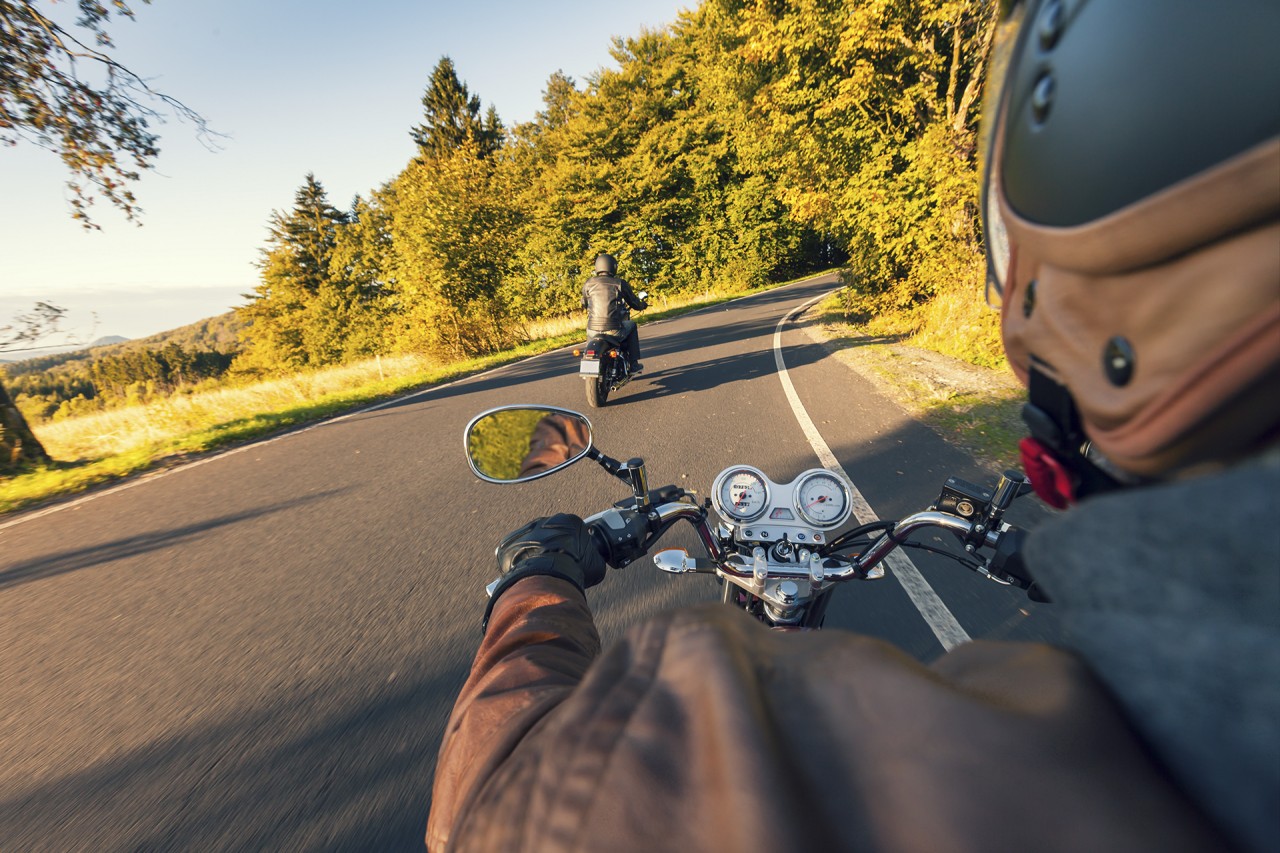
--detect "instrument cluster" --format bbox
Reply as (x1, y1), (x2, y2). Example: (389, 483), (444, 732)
(711, 465), (854, 544)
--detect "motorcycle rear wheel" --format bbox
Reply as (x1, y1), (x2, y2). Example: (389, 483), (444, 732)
(585, 374), (609, 408)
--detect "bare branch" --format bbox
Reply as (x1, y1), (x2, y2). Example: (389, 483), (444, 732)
(0, 301), (68, 352)
(1, 0), (223, 228)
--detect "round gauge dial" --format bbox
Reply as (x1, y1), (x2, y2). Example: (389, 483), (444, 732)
(716, 467), (769, 522)
(794, 470), (851, 528)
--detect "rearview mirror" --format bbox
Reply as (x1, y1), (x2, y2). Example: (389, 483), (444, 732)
(638, 290), (649, 300)
(464, 406), (594, 483)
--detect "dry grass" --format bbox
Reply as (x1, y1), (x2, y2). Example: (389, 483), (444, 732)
(906, 285), (1008, 370)
(521, 311), (587, 341)
(35, 354), (438, 462)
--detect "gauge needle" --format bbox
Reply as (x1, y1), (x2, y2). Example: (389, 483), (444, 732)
(806, 495), (828, 507)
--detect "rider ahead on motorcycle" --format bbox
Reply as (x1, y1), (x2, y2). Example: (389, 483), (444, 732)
(427, 2), (1279, 850)
(582, 252), (648, 374)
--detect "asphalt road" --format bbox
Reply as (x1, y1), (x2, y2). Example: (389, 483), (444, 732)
(0, 274), (1059, 851)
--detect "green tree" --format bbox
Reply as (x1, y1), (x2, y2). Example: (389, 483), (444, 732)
(411, 56), (502, 159)
(505, 16), (820, 309)
(236, 174), (352, 372)
(0, 0), (214, 227)
(325, 194), (395, 360)
(715, 0), (998, 317)
(382, 138), (523, 359)
(500, 72), (594, 319)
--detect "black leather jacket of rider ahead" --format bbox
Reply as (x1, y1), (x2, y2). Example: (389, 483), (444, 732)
(583, 274), (646, 333)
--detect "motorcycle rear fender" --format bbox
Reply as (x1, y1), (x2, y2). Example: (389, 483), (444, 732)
(584, 336), (622, 359)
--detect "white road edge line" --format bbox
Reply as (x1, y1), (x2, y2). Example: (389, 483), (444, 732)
(773, 293), (971, 650)
(1, 273), (838, 534)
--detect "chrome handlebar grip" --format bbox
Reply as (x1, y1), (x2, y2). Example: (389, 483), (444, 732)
(622, 458), (651, 512)
(986, 470), (1026, 532)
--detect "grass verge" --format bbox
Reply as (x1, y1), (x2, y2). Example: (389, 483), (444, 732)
(2, 272), (834, 515)
(801, 292), (1026, 473)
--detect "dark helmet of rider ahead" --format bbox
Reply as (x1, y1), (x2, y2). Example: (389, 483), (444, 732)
(594, 253), (618, 277)
(979, 0), (1280, 504)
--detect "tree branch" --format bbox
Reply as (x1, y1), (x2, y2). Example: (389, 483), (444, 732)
(1, 0), (223, 227)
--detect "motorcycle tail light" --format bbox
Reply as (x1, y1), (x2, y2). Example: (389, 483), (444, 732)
(585, 349), (596, 357)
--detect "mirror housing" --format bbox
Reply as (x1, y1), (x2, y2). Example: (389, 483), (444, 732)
(464, 406), (594, 483)
(638, 290), (649, 301)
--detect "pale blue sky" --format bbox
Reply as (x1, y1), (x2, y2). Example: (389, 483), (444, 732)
(0, 0), (689, 342)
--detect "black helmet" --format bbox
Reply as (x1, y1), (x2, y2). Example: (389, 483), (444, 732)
(594, 253), (617, 276)
(981, 0), (1280, 495)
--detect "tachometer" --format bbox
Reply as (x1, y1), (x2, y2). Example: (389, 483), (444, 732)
(794, 470), (852, 528)
(714, 467), (769, 523)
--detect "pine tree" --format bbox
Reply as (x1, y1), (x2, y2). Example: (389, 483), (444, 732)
(411, 57), (501, 159)
(265, 173), (350, 296)
(236, 174), (351, 372)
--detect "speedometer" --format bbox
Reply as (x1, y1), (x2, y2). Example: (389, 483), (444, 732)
(794, 469), (852, 528)
(714, 467), (769, 522)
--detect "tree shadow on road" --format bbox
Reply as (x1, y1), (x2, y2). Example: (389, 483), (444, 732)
(612, 342), (826, 407)
(0, 489), (350, 590)
(366, 284), (840, 417)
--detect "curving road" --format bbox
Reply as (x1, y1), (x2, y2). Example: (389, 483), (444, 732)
(0, 274), (1058, 851)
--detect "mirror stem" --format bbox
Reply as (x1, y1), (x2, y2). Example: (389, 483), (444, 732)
(588, 449), (651, 511)
(588, 447), (624, 478)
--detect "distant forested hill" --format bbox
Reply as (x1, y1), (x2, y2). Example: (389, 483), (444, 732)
(3, 311), (244, 422)
(3, 311), (242, 378)
(129, 311), (242, 352)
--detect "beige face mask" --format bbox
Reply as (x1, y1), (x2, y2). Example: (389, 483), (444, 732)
(998, 139), (1280, 478)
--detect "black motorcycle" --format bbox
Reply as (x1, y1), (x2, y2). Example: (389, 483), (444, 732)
(574, 291), (647, 408)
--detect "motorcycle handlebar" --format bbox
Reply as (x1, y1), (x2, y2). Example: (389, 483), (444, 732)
(489, 500), (1033, 598)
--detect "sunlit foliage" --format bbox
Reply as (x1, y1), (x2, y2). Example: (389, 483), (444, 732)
(10, 0), (1001, 445)
(232, 2), (998, 375)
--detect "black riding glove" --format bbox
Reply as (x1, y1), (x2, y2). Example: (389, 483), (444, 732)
(482, 513), (606, 632)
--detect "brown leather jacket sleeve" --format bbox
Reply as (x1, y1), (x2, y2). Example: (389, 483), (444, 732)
(427, 576), (598, 851)
(428, 587), (1228, 852)
(518, 415), (591, 478)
